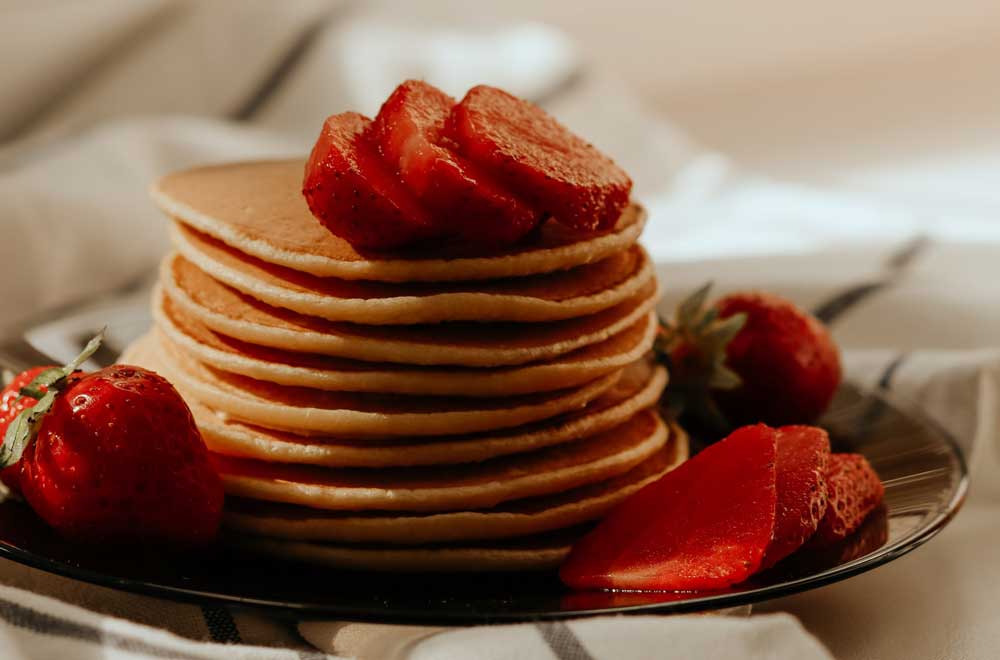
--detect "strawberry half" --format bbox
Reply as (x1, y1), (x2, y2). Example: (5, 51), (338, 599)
(446, 85), (632, 231)
(371, 80), (542, 246)
(303, 112), (437, 250)
(810, 453), (884, 547)
(760, 426), (831, 568)
(559, 424), (778, 591)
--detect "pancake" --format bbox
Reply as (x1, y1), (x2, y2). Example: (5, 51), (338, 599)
(155, 286), (658, 396)
(222, 428), (687, 544)
(211, 409), (667, 512)
(171, 224), (655, 324)
(152, 159), (646, 282)
(126, 332), (624, 436)
(162, 254), (660, 366)
(229, 529), (575, 572)
(187, 363), (667, 467)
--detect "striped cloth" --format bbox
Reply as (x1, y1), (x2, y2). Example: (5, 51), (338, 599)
(2, 2), (1000, 659)
(0, 579), (831, 659)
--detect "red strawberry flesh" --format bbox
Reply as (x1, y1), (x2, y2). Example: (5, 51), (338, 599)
(811, 453), (884, 547)
(761, 425), (830, 568)
(446, 85), (632, 231)
(559, 424), (778, 591)
(371, 80), (542, 246)
(303, 112), (437, 250)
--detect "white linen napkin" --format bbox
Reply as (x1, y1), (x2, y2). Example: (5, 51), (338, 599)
(0, 3), (998, 660)
(297, 614), (831, 660)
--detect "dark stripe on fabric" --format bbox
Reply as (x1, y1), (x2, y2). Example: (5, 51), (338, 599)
(811, 234), (930, 325)
(877, 352), (909, 391)
(201, 604), (242, 644)
(231, 1), (356, 120)
(851, 352), (910, 443)
(288, 621), (328, 660)
(536, 621), (596, 660)
(812, 282), (883, 325)
(0, 595), (211, 660)
(532, 68), (586, 107)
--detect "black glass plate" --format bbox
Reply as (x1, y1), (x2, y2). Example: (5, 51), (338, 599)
(0, 377), (967, 624)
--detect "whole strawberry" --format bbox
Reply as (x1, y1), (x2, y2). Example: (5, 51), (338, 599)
(0, 334), (223, 545)
(659, 283), (842, 430)
(715, 291), (841, 426)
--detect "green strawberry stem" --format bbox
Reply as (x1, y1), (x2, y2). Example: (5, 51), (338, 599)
(656, 283), (747, 436)
(0, 330), (106, 469)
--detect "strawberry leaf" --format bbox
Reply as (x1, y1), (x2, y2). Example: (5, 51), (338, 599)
(708, 364), (743, 390)
(677, 281), (713, 328)
(18, 367), (65, 400)
(67, 330), (105, 373)
(0, 330), (106, 469)
(0, 390), (55, 468)
(656, 282), (746, 435)
(701, 312), (747, 353)
(694, 307), (719, 333)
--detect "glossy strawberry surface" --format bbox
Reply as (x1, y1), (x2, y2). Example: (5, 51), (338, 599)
(446, 85), (632, 231)
(560, 424), (778, 591)
(16, 365), (223, 545)
(761, 425), (831, 568)
(715, 292), (842, 426)
(811, 453), (884, 547)
(371, 80), (542, 246)
(303, 112), (437, 250)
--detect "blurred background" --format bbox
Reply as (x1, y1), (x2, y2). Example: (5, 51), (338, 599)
(424, 0), (1000, 213)
(1, 0), (999, 336)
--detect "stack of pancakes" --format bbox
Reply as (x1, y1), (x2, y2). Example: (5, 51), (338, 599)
(122, 160), (684, 572)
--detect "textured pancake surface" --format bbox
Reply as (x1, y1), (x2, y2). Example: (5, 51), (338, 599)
(184, 362), (667, 467)
(210, 409), (667, 512)
(154, 286), (657, 396)
(125, 332), (623, 436)
(152, 159), (646, 282)
(161, 254), (660, 366)
(171, 224), (655, 324)
(223, 428), (687, 544)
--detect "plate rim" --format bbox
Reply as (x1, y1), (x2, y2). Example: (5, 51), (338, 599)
(0, 382), (970, 624)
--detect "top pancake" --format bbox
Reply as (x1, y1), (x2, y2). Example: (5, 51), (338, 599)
(152, 160), (646, 282)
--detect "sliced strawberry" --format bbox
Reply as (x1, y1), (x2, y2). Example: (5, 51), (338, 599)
(302, 112), (437, 250)
(370, 80), (542, 246)
(760, 425), (830, 568)
(560, 424), (778, 591)
(810, 453), (884, 547)
(446, 85), (632, 231)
